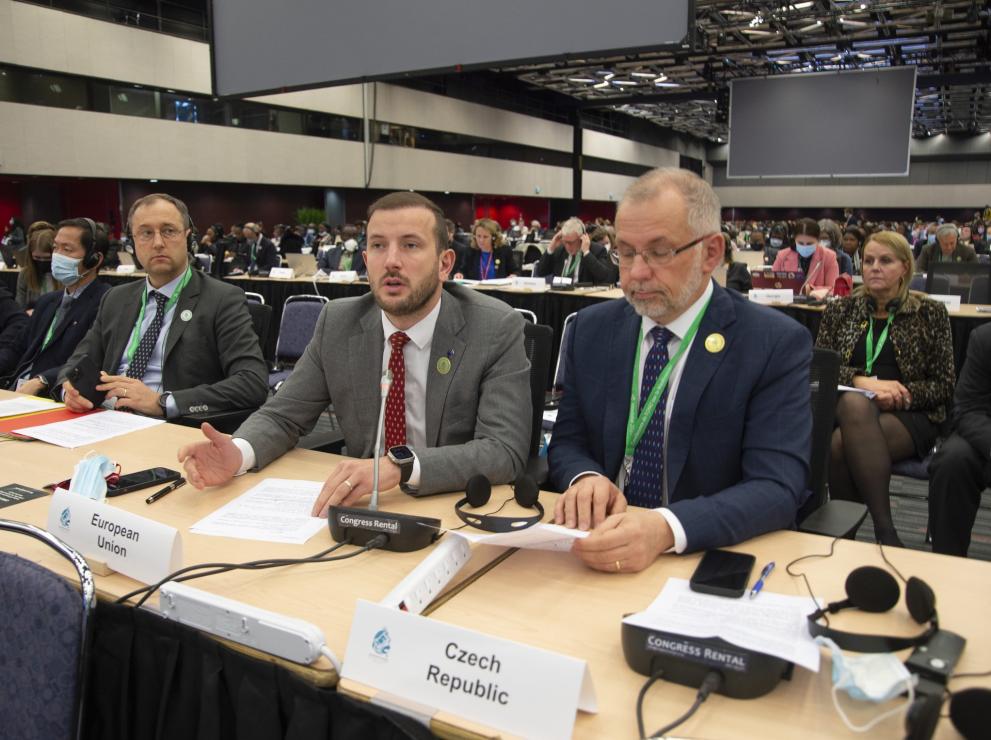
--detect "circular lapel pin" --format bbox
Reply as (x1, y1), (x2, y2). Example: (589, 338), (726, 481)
(436, 357), (452, 375)
(704, 333), (725, 353)
(180, 309), (193, 322)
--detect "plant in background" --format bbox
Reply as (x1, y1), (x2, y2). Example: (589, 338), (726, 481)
(295, 207), (325, 226)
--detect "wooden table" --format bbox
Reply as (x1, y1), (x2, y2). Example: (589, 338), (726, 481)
(407, 531), (991, 739)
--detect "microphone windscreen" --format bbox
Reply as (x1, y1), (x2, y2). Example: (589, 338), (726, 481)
(845, 566), (899, 613)
(465, 475), (491, 508)
(950, 688), (990, 740)
(905, 576), (936, 624)
(513, 475), (539, 509)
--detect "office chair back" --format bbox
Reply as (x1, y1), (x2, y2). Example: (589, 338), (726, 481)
(194, 254), (213, 272)
(246, 301), (273, 361)
(969, 273), (990, 304)
(909, 274), (926, 292)
(274, 295), (329, 365)
(244, 291), (265, 305)
(522, 323), (553, 458)
(553, 311), (578, 391)
(0, 520), (96, 740)
(514, 308), (538, 324)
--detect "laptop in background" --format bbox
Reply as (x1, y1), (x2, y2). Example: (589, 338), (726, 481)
(286, 253), (317, 277)
(750, 270), (805, 293)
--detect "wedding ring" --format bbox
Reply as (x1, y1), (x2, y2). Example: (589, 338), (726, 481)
(343, 479), (354, 490)
(615, 560), (622, 572)
(122, 388), (128, 397)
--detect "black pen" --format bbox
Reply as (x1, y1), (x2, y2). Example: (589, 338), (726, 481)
(146, 478), (186, 504)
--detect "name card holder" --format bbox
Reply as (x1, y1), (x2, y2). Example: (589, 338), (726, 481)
(46, 490), (182, 585)
(926, 294), (962, 311)
(342, 600), (596, 740)
(116, 264), (137, 274)
(268, 267), (295, 279)
(328, 270), (359, 282)
(552, 276), (574, 287)
(748, 288), (794, 305)
(513, 276), (549, 292)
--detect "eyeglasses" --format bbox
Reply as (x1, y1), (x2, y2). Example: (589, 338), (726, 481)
(615, 233), (714, 268)
(133, 226), (185, 245)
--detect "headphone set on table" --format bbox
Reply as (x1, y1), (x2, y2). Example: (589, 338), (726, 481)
(454, 474), (543, 532)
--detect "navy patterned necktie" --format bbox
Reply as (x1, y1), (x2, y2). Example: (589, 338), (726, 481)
(126, 291), (167, 380)
(625, 326), (674, 508)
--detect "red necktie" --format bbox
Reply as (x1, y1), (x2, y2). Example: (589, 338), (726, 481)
(385, 331), (410, 448)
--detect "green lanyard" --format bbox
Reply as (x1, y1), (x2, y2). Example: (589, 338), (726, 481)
(864, 313), (895, 376)
(562, 253), (578, 278)
(624, 296), (711, 462)
(123, 267), (192, 365)
(41, 296), (69, 350)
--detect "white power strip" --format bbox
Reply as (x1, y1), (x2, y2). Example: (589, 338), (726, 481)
(380, 533), (472, 614)
(158, 581), (334, 667)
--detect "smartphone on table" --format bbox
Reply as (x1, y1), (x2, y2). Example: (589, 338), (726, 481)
(689, 549), (756, 599)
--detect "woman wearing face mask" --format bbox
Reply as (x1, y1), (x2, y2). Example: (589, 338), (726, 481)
(772, 218), (839, 299)
(764, 222), (787, 265)
(453, 218), (515, 281)
(15, 221), (59, 310)
(816, 231), (954, 547)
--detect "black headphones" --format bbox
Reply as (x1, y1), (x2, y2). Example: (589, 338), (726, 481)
(80, 217), (102, 270)
(806, 566), (938, 653)
(865, 295), (901, 315)
(455, 475), (543, 533)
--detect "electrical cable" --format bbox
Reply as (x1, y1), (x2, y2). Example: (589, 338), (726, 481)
(635, 667), (665, 739)
(648, 671), (723, 738)
(785, 534), (842, 625)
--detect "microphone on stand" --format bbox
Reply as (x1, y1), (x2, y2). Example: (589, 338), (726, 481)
(328, 369), (441, 552)
(799, 258), (824, 297)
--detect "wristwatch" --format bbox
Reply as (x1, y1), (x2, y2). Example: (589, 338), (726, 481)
(387, 445), (415, 485)
(157, 391), (172, 414)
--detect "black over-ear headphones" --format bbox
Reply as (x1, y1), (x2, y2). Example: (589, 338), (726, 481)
(80, 217), (102, 270)
(865, 295), (901, 315)
(806, 566), (938, 652)
(455, 475), (543, 533)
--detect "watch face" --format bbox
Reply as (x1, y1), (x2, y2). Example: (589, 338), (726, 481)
(389, 445), (415, 462)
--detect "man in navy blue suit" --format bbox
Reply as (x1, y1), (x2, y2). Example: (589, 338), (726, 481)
(548, 168), (812, 572)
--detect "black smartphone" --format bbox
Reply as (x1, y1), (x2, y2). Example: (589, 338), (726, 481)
(107, 467), (181, 497)
(65, 355), (107, 407)
(689, 549), (757, 599)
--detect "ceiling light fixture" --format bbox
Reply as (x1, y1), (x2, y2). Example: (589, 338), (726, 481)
(568, 77), (596, 83)
(631, 71), (658, 78)
(798, 20), (823, 32)
(593, 81), (610, 89)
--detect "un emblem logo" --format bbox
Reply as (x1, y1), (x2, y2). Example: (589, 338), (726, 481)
(59, 507), (71, 529)
(371, 628), (391, 658)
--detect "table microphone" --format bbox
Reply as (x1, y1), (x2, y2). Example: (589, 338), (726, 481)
(328, 368), (440, 552)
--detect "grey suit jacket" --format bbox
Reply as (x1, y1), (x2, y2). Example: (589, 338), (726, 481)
(234, 283), (532, 495)
(58, 269), (268, 416)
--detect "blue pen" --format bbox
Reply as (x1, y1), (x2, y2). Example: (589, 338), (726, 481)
(749, 561), (775, 599)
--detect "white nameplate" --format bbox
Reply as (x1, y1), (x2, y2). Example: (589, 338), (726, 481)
(552, 276), (574, 287)
(47, 490), (182, 584)
(268, 267), (295, 279)
(748, 288), (794, 304)
(927, 294), (962, 311)
(328, 270), (358, 282)
(116, 264), (137, 274)
(513, 276), (549, 291)
(343, 600), (596, 740)
(301, 246), (313, 255)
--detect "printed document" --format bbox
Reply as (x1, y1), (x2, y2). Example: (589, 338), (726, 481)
(190, 478), (325, 544)
(0, 397), (64, 418)
(15, 410), (163, 447)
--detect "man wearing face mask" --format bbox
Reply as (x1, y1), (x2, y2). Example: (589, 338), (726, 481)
(318, 224), (366, 274)
(0, 218), (111, 396)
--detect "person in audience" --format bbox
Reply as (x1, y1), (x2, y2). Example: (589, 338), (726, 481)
(535, 217), (618, 284)
(454, 218), (515, 280)
(527, 220), (544, 242)
(771, 218), (838, 298)
(317, 224), (366, 274)
(178, 191), (531, 513)
(819, 219), (853, 276)
(764, 222), (787, 265)
(0, 285), (28, 377)
(841, 226), (866, 275)
(916, 223), (978, 272)
(279, 224), (304, 254)
(15, 221), (58, 310)
(816, 231), (954, 547)
(58, 194), (267, 418)
(548, 168), (812, 572)
(929, 322), (991, 557)
(1, 217), (26, 267)
(237, 222), (281, 273)
(1, 218), (111, 395)
(721, 236), (752, 293)
(913, 222), (938, 258)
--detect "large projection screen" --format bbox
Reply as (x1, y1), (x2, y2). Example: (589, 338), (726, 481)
(727, 67), (917, 178)
(211, 0), (691, 97)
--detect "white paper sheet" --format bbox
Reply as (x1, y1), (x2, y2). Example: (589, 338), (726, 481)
(838, 384), (877, 399)
(0, 397), (64, 418)
(623, 578), (821, 672)
(14, 409), (163, 447)
(456, 522), (588, 551)
(190, 478), (326, 544)
(542, 409), (559, 424)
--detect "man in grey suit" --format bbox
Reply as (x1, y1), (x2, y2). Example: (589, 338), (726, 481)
(179, 191), (531, 516)
(60, 194), (267, 418)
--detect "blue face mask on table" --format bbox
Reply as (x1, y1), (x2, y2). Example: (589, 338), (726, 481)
(69, 452), (116, 501)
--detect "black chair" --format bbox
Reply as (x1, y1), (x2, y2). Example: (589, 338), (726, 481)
(798, 348), (869, 538)
(969, 273), (990, 304)
(514, 308), (538, 324)
(246, 301), (273, 360)
(522, 323), (553, 484)
(269, 294), (329, 392)
(0, 519), (96, 740)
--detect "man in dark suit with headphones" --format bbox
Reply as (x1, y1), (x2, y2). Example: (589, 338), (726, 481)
(1, 218), (111, 396)
(535, 217), (618, 284)
(915, 223), (977, 273)
(58, 194), (267, 419)
(236, 223), (281, 273)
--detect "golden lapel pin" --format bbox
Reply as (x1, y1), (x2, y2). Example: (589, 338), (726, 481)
(436, 357), (452, 375)
(704, 333), (725, 353)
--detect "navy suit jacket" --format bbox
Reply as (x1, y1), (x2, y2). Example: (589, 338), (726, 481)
(1, 281), (111, 390)
(548, 283), (812, 552)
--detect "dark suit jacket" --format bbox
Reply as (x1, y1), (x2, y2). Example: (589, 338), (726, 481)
(915, 242), (978, 273)
(1, 281), (111, 391)
(548, 283), (812, 552)
(0, 286), (28, 377)
(460, 246), (515, 280)
(949, 322), (991, 455)
(725, 261), (752, 293)
(535, 242), (618, 284)
(234, 283), (532, 495)
(235, 237), (281, 271)
(58, 270), (267, 416)
(318, 245), (366, 274)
